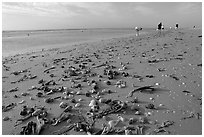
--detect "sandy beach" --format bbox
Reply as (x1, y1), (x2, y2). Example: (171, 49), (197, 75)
(2, 28), (202, 135)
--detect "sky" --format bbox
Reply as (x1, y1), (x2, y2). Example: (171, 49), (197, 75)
(2, 2), (202, 30)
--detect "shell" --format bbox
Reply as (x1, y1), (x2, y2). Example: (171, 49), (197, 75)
(108, 120), (118, 128)
(64, 106), (73, 112)
(76, 91), (83, 95)
(30, 97), (34, 100)
(32, 109), (43, 116)
(99, 98), (107, 103)
(19, 100), (25, 104)
(118, 116), (125, 122)
(3, 116), (10, 121)
(89, 99), (97, 107)
(75, 103), (81, 108)
(59, 102), (69, 108)
(135, 111), (140, 115)
(78, 98), (83, 101)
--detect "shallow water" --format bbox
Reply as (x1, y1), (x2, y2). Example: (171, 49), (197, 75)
(2, 28), (151, 57)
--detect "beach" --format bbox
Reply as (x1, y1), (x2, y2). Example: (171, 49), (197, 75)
(2, 28), (202, 135)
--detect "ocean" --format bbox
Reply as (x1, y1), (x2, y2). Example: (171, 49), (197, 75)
(2, 28), (152, 57)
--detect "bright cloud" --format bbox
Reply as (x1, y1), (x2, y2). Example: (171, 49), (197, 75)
(2, 2), (202, 30)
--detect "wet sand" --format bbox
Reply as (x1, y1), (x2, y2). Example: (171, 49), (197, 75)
(2, 28), (202, 135)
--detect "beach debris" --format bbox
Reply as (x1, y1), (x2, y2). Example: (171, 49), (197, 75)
(20, 121), (37, 135)
(52, 112), (74, 126)
(158, 120), (174, 128)
(128, 117), (136, 125)
(180, 111), (201, 120)
(3, 116), (10, 121)
(2, 103), (17, 112)
(44, 96), (61, 103)
(73, 122), (93, 134)
(157, 68), (166, 72)
(21, 92), (30, 96)
(135, 110), (141, 115)
(18, 100), (25, 104)
(146, 74), (155, 78)
(182, 90), (191, 94)
(89, 99), (97, 107)
(76, 91), (83, 95)
(36, 116), (46, 134)
(168, 74), (180, 81)
(117, 115), (126, 122)
(92, 63), (107, 68)
(63, 106), (73, 113)
(59, 102), (69, 108)
(152, 128), (170, 134)
(44, 98), (54, 103)
(104, 80), (111, 85)
(11, 68), (30, 76)
(131, 97), (139, 103)
(108, 120), (120, 128)
(128, 85), (155, 97)
(74, 103), (81, 108)
(93, 100), (127, 119)
(44, 66), (56, 73)
(7, 87), (19, 92)
(99, 98), (107, 103)
(138, 116), (148, 124)
(20, 106), (34, 116)
(145, 103), (155, 109)
(36, 92), (44, 97)
(32, 108), (47, 118)
(52, 124), (75, 135)
(197, 63), (202, 67)
(115, 80), (126, 88)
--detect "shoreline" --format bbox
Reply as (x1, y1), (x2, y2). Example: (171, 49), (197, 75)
(2, 30), (151, 58)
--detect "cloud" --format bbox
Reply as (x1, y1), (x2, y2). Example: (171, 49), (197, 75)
(2, 2), (117, 18)
(176, 2), (202, 14)
(134, 5), (156, 15)
(2, 2), (88, 17)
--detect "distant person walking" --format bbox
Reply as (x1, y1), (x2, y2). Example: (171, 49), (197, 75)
(135, 27), (142, 36)
(157, 22), (162, 36)
(175, 23), (179, 29)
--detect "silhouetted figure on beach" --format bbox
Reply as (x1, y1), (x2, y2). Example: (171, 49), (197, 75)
(135, 27), (142, 36)
(175, 23), (179, 29)
(158, 22), (162, 36)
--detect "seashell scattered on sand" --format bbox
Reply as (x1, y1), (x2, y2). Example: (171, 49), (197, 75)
(78, 98), (83, 101)
(59, 102), (69, 108)
(118, 115), (125, 122)
(159, 103), (164, 107)
(3, 116), (10, 121)
(108, 120), (119, 128)
(135, 110), (140, 115)
(76, 91), (83, 95)
(89, 99), (97, 107)
(75, 103), (81, 108)
(19, 100), (25, 104)
(99, 98), (107, 103)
